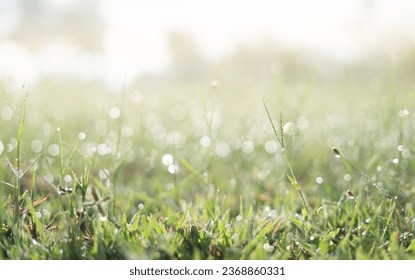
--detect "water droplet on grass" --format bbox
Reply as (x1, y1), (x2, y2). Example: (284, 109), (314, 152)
(344, 174), (352, 182)
(48, 144), (60, 157)
(31, 140), (43, 153)
(78, 132), (86, 140)
(241, 140), (254, 154)
(108, 107), (121, 119)
(332, 147), (341, 158)
(283, 122), (297, 136)
(215, 142), (231, 158)
(162, 154), (173, 166)
(399, 109), (409, 117)
(64, 175), (72, 183)
(200, 135), (211, 147)
(168, 164), (178, 174)
(264, 140), (278, 154)
(263, 243), (275, 253)
(97, 143), (110, 156)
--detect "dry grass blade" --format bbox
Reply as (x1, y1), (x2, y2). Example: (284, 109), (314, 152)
(20, 192), (53, 215)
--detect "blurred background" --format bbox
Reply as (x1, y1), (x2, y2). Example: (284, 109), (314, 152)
(1, 0), (415, 90)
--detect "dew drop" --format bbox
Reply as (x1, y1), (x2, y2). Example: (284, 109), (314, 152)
(78, 132), (86, 140)
(241, 140), (254, 154)
(168, 164), (178, 174)
(64, 175), (72, 183)
(215, 142), (231, 158)
(344, 173), (352, 182)
(283, 122), (297, 136)
(108, 107), (121, 119)
(200, 136), (211, 147)
(162, 154), (173, 166)
(97, 143), (110, 156)
(48, 144), (60, 157)
(31, 140), (43, 153)
(264, 140), (278, 154)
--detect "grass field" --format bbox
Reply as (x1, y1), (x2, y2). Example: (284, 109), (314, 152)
(1, 69), (415, 260)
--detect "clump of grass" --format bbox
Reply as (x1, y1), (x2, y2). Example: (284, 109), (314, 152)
(1, 83), (415, 260)
(262, 98), (309, 215)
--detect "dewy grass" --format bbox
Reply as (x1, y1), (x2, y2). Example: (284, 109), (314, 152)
(262, 98), (309, 215)
(1, 83), (415, 260)
(14, 94), (28, 234)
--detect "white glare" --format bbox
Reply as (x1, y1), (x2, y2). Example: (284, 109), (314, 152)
(97, 143), (111, 156)
(215, 142), (231, 158)
(0, 141), (3, 156)
(264, 140), (278, 154)
(48, 144), (60, 157)
(241, 140), (254, 154)
(200, 136), (211, 147)
(31, 140), (43, 153)
(316, 177), (324, 184)
(64, 175), (72, 183)
(108, 107), (121, 119)
(283, 122), (297, 136)
(344, 173), (352, 182)
(168, 164), (178, 174)
(162, 154), (174, 166)
(78, 132), (87, 140)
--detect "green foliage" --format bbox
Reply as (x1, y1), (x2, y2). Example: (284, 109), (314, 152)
(0, 77), (415, 260)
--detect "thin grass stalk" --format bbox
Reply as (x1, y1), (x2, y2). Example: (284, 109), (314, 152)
(262, 98), (309, 214)
(14, 94), (27, 235)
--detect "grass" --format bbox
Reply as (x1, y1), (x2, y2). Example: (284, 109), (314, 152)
(0, 77), (415, 260)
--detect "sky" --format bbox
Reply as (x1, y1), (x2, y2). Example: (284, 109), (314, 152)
(0, 0), (414, 89)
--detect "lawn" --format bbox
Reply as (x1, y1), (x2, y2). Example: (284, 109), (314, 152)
(1, 68), (415, 259)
